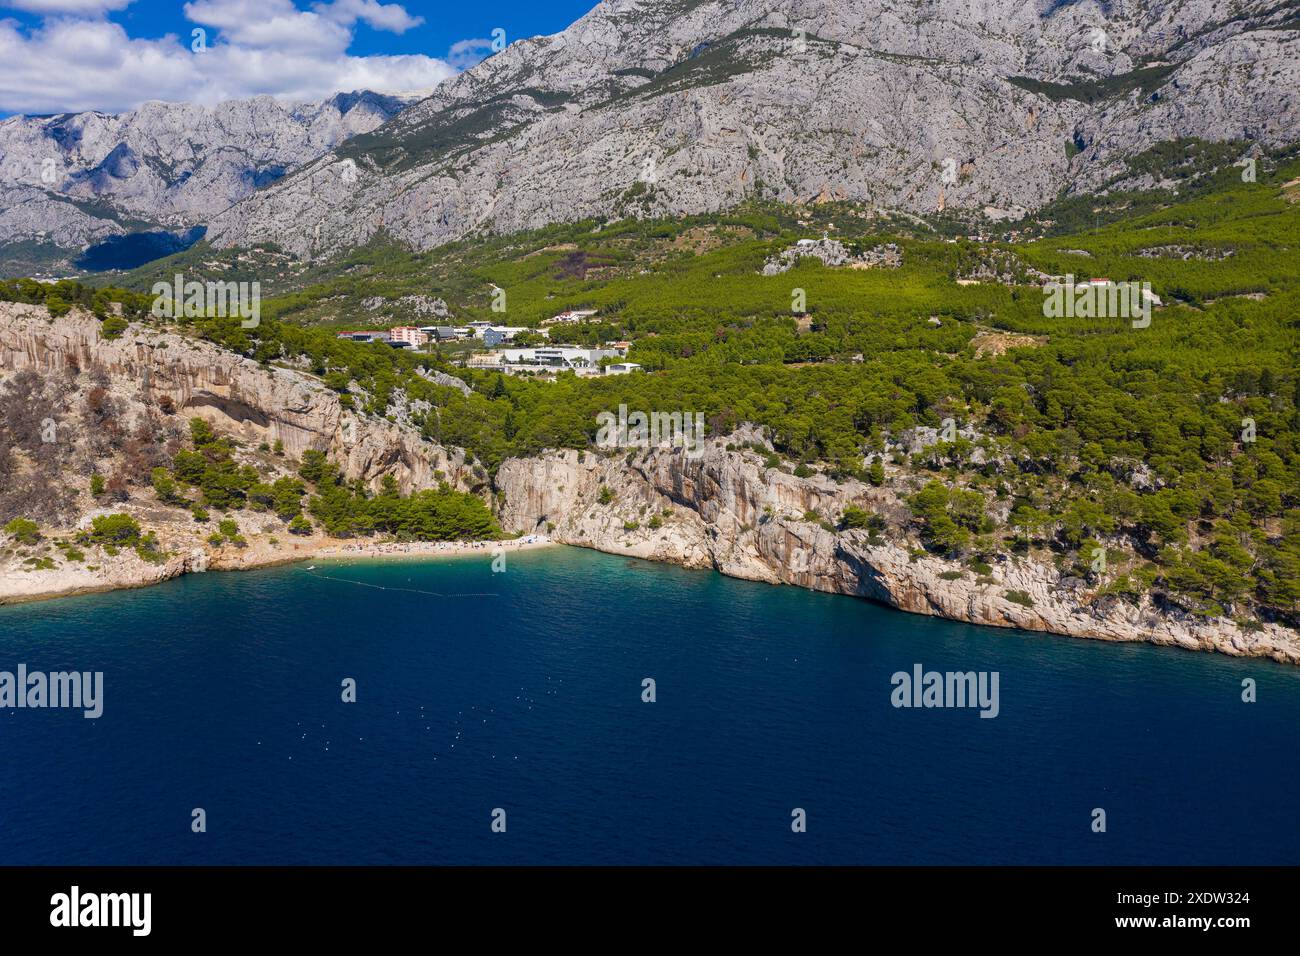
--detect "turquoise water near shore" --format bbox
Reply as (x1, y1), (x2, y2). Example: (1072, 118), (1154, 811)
(0, 546), (1295, 864)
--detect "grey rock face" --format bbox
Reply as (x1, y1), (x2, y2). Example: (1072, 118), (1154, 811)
(494, 427), (1300, 664)
(207, 0), (1300, 258)
(416, 366), (473, 396)
(0, 303), (471, 495)
(363, 294), (451, 316)
(0, 91), (415, 250)
(762, 238), (900, 274)
(0, 186), (124, 249)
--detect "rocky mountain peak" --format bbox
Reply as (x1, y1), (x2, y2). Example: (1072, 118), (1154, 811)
(202, 0), (1300, 258)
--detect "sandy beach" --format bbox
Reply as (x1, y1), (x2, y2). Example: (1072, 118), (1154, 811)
(0, 534), (557, 608)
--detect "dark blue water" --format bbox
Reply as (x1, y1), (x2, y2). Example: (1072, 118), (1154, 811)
(0, 547), (1295, 865)
(74, 226), (206, 271)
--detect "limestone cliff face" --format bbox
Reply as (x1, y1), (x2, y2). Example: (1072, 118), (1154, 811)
(0, 305), (475, 495)
(209, 0), (1300, 258)
(4, 305), (1296, 662)
(496, 426), (1300, 664)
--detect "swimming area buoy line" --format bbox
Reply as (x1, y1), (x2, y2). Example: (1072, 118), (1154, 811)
(300, 567), (498, 599)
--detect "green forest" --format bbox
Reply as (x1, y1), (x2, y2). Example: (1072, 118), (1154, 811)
(161, 418), (499, 542)
(5, 147), (1297, 625)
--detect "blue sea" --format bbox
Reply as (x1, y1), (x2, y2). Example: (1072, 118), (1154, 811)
(0, 546), (1295, 865)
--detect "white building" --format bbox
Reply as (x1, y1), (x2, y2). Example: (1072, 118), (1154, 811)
(605, 362), (642, 375)
(544, 309), (599, 325)
(500, 347), (615, 370)
(482, 326), (545, 346)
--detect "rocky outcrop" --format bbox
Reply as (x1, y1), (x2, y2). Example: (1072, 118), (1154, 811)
(209, 0), (1300, 258)
(0, 305), (474, 495)
(495, 425), (1300, 664)
(761, 238), (901, 275)
(0, 540), (209, 607)
(363, 295), (451, 317)
(1134, 245), (1236, 261)
(416, 367), (472, 396)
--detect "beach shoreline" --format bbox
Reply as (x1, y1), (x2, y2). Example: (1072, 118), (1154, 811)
(310, 536), (556, 563)
(0, 535), (557, 609)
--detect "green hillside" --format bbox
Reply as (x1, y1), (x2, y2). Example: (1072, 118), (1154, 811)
(6, 149), (1298, 626)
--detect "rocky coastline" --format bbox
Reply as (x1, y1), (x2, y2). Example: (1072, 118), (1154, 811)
(495, 435), (1300, 665)
(2, 307), (1297, 664)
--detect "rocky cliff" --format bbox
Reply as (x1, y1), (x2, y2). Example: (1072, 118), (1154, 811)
(4, 305), (1296, 663)
(496, 425), (1300, 664)
(208, 0), (1300, 257)
(0, 305), (475, 495)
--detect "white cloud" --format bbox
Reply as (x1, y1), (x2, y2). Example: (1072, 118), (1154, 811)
(186, 0), (353, 56)
(0, 1), (459, 114)
(313, 0), (423, 34)
(446, 37), (493, 71)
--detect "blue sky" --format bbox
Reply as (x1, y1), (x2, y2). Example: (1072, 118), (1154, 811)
(0, 0), (600, 115)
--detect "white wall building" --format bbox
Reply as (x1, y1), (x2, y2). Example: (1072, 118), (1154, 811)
(500, 347), (616, 369)
(544, 309), (599, 325)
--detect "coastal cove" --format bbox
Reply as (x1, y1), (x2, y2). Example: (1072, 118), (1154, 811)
(2, 307), (1294, 664)
(0, 0), (1298, 889)
(0, 547), (1296, 865)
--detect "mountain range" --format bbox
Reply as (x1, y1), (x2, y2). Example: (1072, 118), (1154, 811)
(1, 0), (1298, 272)
(0, 91), (414, 271)
(206, 0), (1300, 257)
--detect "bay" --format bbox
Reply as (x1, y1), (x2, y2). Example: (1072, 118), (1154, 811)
(0, 546), (1294, 865)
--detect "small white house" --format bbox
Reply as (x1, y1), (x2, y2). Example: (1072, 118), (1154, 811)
(500, 347), (615, 369)
(544, 309), (598, 324)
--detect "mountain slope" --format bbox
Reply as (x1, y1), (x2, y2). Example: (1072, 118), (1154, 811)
(5, 157), (1299, 646)
(206, 0), (1300, 258)
(0, 91), (416, 265)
